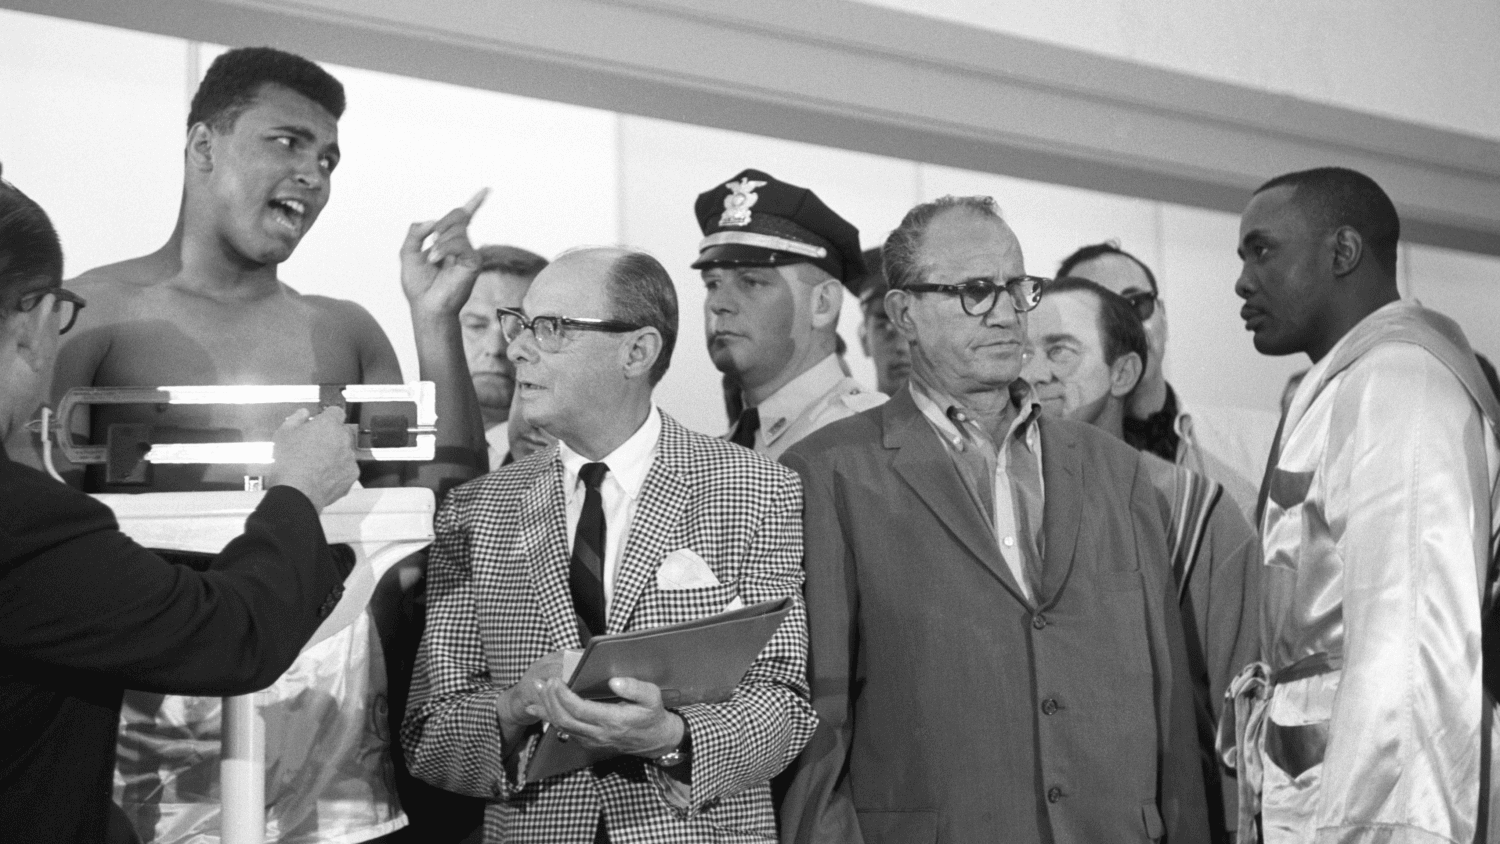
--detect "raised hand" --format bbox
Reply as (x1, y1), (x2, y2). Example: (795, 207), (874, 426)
(400, 188), (488, 318)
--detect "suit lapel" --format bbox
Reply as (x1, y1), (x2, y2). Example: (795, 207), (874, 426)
(520, 455), (581, 649)
(608, 415), (691, 633)
(1036, 417), (1082, 605)
(884, 391), (1029, 603)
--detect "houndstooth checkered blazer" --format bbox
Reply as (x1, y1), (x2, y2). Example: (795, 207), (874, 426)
(401, 411), (816, 843)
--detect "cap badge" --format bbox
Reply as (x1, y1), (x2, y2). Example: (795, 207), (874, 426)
(719, 178), (767, 228)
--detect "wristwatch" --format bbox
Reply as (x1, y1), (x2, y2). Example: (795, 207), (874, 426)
(651, 719), (692, 768)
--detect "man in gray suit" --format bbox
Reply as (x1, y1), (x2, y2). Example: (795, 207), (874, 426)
(779, 196), (1210, 844)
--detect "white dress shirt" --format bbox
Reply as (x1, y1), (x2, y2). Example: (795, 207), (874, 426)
(557, 406), (662, 607)
(485, 421), (509, 470)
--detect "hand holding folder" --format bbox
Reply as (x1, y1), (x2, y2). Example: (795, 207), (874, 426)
(523, 596), (794, 783)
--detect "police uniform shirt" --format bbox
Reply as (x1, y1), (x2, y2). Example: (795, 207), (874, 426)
(743, 354), (886, 460)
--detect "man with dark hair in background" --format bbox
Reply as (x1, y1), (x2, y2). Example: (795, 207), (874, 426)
(47, 47), (487, 843)
(1058, 241), (1276, 519)
(1226, 166), (1500, 842)
(1023, 276), (1259, 842)
(404, 247), (815, 842)
(853, 246), (909, 396)
(694, 169), (884, 458)
(460, 244), (548, 468)
(0, 171), (361, 844)
(780, 195), (1209, 844)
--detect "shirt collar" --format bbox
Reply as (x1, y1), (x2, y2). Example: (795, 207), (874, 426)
(755, 354), (846, 446)
(908, 374), (1040, 452)
(485, 421), (509, 452)
(559, 405), (662, 499)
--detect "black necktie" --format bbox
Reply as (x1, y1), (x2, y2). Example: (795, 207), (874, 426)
(730, 407), (760, 449)
(570, 462), (609, 643)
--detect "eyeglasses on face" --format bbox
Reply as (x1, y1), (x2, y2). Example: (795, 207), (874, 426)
(900, 275), (1047, 316)
(1121, 290), (1158, 322)
(16, 286), (87, 335)
(497, 307), (644, 352)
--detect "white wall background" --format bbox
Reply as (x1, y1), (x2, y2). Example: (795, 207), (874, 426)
(858, 0), (1500, 142)
(3, 8), (1497, 437)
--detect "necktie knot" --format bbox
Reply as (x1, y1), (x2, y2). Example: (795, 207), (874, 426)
(579, 462), (609, 490)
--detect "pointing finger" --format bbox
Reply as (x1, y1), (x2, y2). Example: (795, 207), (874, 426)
(460, 187), (489, 219)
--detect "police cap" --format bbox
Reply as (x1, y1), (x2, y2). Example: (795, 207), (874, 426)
(692, 168), (865, 289)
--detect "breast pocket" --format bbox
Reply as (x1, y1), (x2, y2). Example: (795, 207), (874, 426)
(637, 581), (740, 627)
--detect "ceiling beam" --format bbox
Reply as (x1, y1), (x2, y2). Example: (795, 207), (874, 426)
(10, 0), (1500, 255)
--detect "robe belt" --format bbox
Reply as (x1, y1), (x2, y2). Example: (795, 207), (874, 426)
(1218, 653), (1341, 837)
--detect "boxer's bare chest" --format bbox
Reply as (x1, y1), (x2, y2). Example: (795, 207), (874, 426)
(81, 285), (369, 490)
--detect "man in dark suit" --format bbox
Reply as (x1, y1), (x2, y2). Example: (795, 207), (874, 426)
(778, 195), (1210, 844)
(0, 172), (359, 843)
(402, 247), (816, 843)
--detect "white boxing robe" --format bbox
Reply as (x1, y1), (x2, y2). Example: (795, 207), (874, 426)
(1254, 300), (1500, 844)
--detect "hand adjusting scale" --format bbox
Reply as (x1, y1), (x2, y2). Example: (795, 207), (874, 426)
(51, 382), (437, 486)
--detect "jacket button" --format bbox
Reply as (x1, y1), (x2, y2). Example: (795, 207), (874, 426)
(1041, 698), (1059, 716)
(1032, 614), (1047, 630)
(1047, 786), (1063, 803)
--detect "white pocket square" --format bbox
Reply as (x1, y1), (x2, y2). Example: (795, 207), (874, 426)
(656, 548), (721, 590)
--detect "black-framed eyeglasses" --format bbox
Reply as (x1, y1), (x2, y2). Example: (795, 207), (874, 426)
(498, 307), (644, 352)
(17, 287), (87, 335)
(901, 275), (1047, 316)
(1122, 290), (1158, 322)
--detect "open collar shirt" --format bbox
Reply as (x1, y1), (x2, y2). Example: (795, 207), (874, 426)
(909, 376), (1045, 602)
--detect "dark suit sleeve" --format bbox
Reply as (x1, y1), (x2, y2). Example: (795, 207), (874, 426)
(777, 449), (864, 844)
(0, 481), (351, 696)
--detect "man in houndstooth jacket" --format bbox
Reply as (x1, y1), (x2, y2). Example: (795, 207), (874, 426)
(402, 246), (816, 843)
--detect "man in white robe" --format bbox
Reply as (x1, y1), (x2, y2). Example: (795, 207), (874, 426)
(1225, 166), (1500, 843)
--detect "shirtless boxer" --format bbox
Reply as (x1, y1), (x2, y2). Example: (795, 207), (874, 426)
(49, 47), (485, 844)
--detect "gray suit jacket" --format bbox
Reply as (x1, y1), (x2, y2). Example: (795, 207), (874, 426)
(778, 388), (1209, 844)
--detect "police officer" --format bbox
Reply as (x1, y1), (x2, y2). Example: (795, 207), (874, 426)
(694, 169), (884, 458)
